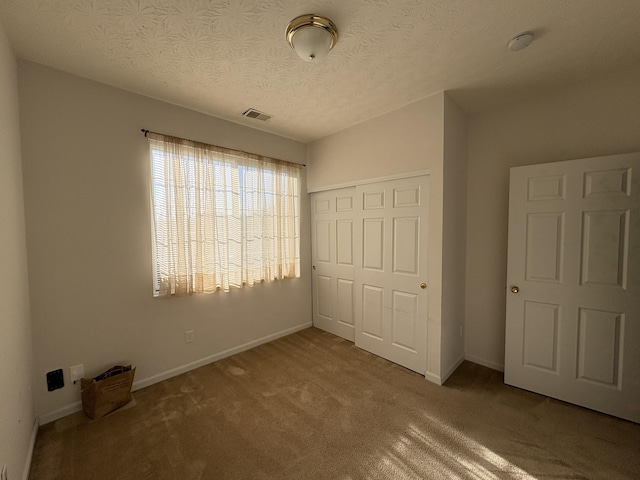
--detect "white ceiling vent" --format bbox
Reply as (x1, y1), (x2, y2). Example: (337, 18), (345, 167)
(242, 108), (272, 121)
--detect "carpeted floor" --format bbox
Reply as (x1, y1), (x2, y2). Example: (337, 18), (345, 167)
(29, 327), (640, 479)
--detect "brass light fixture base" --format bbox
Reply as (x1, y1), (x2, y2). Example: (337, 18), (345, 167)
(286, 14), (339, 61)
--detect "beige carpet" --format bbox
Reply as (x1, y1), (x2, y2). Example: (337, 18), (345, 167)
(29, 327), (640, 479)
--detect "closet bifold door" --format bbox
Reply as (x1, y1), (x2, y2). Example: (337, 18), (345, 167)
(353, 175), (429, 375)
(310, 187), (356, 341)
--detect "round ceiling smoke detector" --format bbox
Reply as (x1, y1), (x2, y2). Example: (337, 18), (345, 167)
(507, 32), (534, 51)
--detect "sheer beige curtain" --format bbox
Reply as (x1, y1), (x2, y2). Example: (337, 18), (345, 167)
(148, 132), (301, 297)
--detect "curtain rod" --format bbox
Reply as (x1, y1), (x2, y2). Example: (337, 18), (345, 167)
(140, 129), (306, 167)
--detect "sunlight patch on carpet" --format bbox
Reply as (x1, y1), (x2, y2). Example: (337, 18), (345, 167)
(361, 416), (539, 480)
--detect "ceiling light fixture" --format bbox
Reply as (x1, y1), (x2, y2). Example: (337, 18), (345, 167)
(507, 32), (534, 51)
(286, 14), (338, 62)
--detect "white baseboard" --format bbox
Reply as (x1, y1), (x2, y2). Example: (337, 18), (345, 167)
(39, 322), (312, 425)
(23, 416), (40, 480)
(423, 353), (465, 386)
(464, 354), (504, 372)
(424, 371), (442, 385)
(38, 401), (82, 425)
(132, 322), (312, 392)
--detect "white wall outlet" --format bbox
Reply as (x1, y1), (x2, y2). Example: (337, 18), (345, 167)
(1, 463), (8, 480)
(185, 330), (194, 344)
(69, 364), (84, 384)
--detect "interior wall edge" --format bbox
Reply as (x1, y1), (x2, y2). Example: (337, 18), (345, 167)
(22, 416), (40, 480)
(0, 17), (36, 480)
(440, 353), (466, 385)
(424, 370), (443, 386)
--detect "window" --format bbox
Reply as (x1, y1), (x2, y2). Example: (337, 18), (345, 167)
(148, 132), (301, 297)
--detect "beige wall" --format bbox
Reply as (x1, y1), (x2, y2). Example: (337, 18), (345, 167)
(306, 95), (444, 192)
(0, 23), (35, 479)
(441, 94), (468, 377)
(307, 92), (458, 382)
(464, 66), (640, 370)
(18, 61), (311, 420)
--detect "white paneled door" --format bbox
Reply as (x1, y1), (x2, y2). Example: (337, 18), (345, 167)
(354, 176), (429, 374)
(505, 152), (640, 423)
(311, 187), (356, 341)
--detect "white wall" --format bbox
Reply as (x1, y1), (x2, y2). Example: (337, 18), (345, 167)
(18, 61), (311, 420)
(306, 95), (444, 192)
(464, 66), (640, 370)
(0, 23), (35, 480)
(441, 94), (468, 377)
(307, 92), (463, 382)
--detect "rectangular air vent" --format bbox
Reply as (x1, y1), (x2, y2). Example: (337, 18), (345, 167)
(242, 108), (271, 121)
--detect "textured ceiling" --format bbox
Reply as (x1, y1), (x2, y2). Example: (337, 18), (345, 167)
(1, 0), (640, 142)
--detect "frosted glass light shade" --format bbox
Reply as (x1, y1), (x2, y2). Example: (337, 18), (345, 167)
(286, 15), (338, 62)
(291, 26), (333, 61)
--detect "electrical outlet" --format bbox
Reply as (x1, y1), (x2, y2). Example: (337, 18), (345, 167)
(46, 369), (64, 391)
(69, 364), (84, 384)
(185, 330), (194, 344)
(1, 463), (8, 480)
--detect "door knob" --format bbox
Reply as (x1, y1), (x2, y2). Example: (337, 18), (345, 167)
(511, 286), (519, 293)
(420, 283), (427, 289)
(312, 265), (316, 270)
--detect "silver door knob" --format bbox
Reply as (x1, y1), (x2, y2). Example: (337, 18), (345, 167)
(511, 286), (519, 293)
